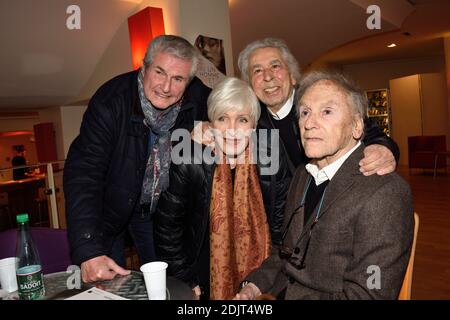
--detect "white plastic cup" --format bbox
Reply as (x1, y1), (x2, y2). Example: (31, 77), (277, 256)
(140, 261), (168, 300)
(0, 257), (19, 293)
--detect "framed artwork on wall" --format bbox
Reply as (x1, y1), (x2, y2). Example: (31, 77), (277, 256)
(195, 35), (226, 74)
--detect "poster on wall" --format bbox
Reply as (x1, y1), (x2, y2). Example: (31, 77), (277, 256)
(194, 35), (226, 88)
(195, 35), (226, 74)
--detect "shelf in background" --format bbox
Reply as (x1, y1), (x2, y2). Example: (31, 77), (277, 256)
(368, 114), (389, 117)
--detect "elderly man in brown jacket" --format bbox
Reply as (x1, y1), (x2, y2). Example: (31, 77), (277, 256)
(235, 70), (414, 300)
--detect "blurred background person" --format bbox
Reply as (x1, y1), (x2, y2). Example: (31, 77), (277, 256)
(11, 145), (30, 180)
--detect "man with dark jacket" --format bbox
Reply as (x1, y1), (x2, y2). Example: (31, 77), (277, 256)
(237, 38), (399, 175)
(64, 35), (211, 282)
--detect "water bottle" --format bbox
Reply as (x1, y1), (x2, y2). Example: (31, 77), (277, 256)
(15, 213), (45, 300)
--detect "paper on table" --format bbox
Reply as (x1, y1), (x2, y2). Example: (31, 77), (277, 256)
(65, 287), (128, 300)
(0, 289), (9, 300)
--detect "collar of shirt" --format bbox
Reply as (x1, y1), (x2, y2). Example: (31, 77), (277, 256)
(267, 90), (295, 120)
(305, 141), (362, 186)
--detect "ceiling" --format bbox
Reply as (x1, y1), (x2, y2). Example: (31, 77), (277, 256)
(229, 0), (398, 70)
(0, 0), (449, 111)
(229, 0), (450, 69)
(0, 0), (140, 110)
(313, 0), (450, 66)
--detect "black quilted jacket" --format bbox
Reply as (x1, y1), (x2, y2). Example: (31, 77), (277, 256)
(64, 70), (211, 265)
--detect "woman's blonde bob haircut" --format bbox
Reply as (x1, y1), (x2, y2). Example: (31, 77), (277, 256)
(207, 77), (261, 126)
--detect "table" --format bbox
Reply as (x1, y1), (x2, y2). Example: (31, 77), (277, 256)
(0, 174), (46, 229)
(5, 271), (194, 300)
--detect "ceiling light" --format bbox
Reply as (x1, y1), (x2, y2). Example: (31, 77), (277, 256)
(387, 43), (397, 48)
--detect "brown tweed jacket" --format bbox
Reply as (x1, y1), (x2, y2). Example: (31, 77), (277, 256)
(246, 145), (414, 299)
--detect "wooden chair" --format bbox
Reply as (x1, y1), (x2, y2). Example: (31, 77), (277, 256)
(398, 212), (419, 300)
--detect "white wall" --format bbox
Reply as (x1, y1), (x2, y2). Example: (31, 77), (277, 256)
(344, 56), (449, 162)
(36, 106), (88, 161)
(136, 0), (181, 36)
(35, 1), (233, 162)
(75, 0), (232, 104)
(0, 116), (40, 132)
(0, 107), (87, 164)
(74, 0), (182, 103)
(343, 56), (446, 91)
(389, 75), (423, 166)
(420, 73), (449, 138)
(38, 107), (64, 161)
(390, 73), (449, 166)
(60, 105), (87, 159)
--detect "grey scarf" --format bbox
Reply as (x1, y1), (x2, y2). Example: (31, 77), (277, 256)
(137, 68), (182, 214)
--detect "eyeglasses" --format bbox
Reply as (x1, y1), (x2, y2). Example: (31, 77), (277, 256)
(278, 176), (327, 270)
(278, 206), (319, 270)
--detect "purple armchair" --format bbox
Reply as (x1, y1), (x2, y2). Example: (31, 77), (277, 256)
(0, 227), (72, 274)
(408, 135), (446, 169)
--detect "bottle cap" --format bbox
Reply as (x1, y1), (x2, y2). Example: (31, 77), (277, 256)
(16, 213), (29, 223)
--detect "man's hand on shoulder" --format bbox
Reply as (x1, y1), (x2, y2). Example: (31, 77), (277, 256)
(359, 144), (396, 176)
(80, 255), (130, 282)
(191, 121), (215, 148)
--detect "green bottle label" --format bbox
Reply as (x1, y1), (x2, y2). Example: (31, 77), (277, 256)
(16, 265), (45, 300)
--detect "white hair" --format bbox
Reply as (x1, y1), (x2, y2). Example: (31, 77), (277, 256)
(207, 77), (260, 126)
(297, 70), (368, 120)
(143, 35), (199, 80)
(238, 38), (301, 84)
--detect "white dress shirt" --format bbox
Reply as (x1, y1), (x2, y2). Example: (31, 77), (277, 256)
(305, 141), (362, 186)
(267, 90), (295, 120)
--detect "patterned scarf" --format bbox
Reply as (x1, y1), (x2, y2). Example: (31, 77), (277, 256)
(209, 155), (271, 300)
(137, 68), (182, 214)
